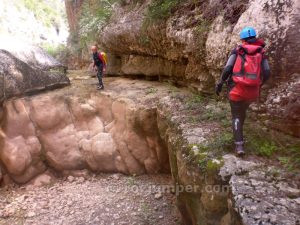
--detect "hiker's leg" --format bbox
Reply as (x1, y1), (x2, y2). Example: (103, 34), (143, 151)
(230, 100), (245, 143)
(97, 65), (103, 86)
(240, 102), (250, 128)
(240, 102), (250, 140)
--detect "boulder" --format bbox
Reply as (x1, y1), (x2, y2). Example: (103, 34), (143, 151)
(0, 36), (67, 71)
(28, 171), (55, 187)
(81, 133), (124, 172)
(0, 50), (69, 102)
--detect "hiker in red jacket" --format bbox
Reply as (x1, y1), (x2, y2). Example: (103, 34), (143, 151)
(91, 45), (106, 90)
(215, 27), (271, 156)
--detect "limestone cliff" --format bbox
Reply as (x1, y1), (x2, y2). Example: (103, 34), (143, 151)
(78, 0), (300, 137)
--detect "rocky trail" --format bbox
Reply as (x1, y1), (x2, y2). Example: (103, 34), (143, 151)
(0, 173), (180, 225)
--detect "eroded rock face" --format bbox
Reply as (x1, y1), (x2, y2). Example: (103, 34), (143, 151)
(220, 155), (300, 225)
(0, 50), (70, 102)
(101, 0), (300, 85)
(0, 75), (298, 225)
(157, 94), (300, 225)
(99, 0), (300, 136)
(265, 74), (300, 137)
(0, 86), (169, 184)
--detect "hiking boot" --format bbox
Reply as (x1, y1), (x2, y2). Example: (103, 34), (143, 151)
(235, 141), (245, 156)
(97, 85), (104, 90)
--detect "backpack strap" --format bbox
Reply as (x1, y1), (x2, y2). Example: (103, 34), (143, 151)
(236, 46), (246, 75)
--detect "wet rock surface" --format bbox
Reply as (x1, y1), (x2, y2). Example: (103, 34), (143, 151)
(0, 174), (180, 225)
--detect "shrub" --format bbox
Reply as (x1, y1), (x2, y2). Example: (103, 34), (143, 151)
(71, 0), (118, 58)
(278, 145), (300, 171)
(78, 0), (120, 45)
(145, 0), (180, 22)
(41, 43), (66, 57)
(255, 141), (277, 157)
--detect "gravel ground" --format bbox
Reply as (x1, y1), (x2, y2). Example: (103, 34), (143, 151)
(0, 174), (181, 225)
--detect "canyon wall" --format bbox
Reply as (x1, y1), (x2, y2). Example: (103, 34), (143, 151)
(102, 0), (300, 137)
(0, 79), (170, 184)
(100, 0), (300, 83)
(65, 0), (300, 137)
(0, 76), (298, 225)
(0, 71), (300, 225)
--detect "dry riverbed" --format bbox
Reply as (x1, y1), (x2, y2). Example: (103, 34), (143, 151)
(0, 174), (181, 225)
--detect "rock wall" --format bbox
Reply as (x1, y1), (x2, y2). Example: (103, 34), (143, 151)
(156, 94), (300, 225)
(96, 0), (300, 137)
(65, 0), (300, 136)
(101, 0), (299, 81)
(0, 37), (67, 71)
(0, 76), (298, 225)
(64, 0), (85, 35)
(0, 90), (169, 184)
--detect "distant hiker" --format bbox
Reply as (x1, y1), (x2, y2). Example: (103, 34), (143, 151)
(91, 45), (107, 90)
(215, 27), (270, 156)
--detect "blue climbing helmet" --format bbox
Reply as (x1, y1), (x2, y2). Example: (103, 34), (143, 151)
(240, 27), (257, 40)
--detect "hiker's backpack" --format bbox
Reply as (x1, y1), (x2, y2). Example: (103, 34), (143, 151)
(229, 44), (264, 102)
(99, 52), (107, 65)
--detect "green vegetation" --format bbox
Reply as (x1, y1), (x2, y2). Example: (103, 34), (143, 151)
(21, 0), (65, 27)
(145, 0), (180, 23)
(41, 43), (69, 59)
(79, 0), (119, 46)
(186, 95), (231, 127)
(192, 146), (224, 173)
(252, 140), (277, 157)
(194, 18), (211, 58)
(183, 94), (297, 173)
(278, 145), (300, 171)
(139, 35), (151, 46)
(145, 87), (158, 95)
(245, 122), (300, 171)
(187, 94), (204, 109)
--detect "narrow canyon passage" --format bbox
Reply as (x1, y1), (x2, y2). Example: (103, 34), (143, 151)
(1, 0), (300, 224)
(0, 71), (181, 225)
(1, 70), (299, 225)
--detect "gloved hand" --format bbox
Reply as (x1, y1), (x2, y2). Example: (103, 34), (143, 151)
(215, 82), (223, 96)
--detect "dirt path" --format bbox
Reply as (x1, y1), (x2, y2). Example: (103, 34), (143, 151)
(0, 174), (181, 225)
